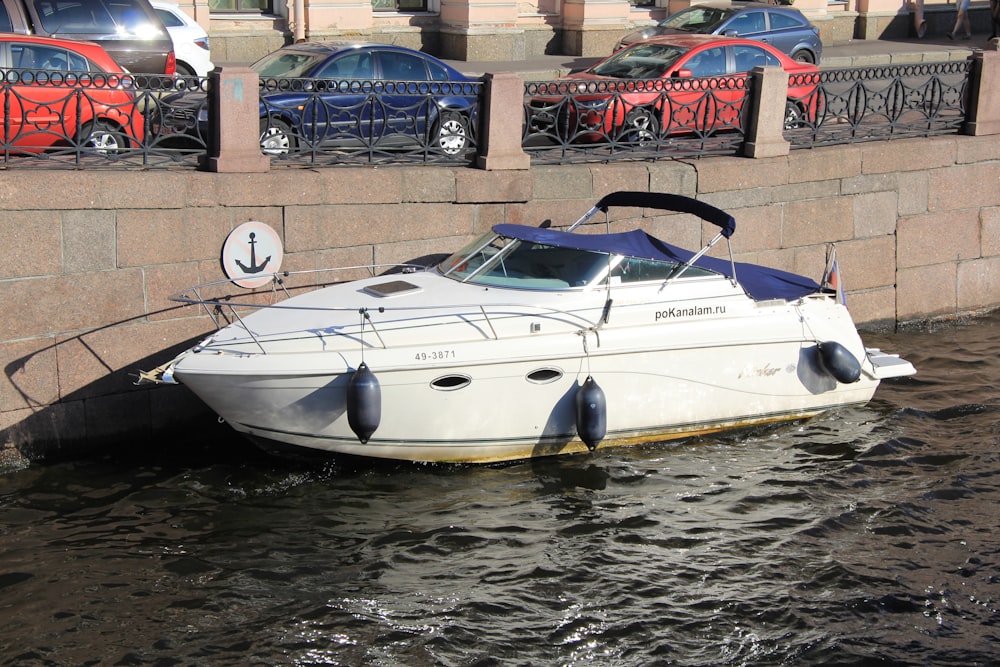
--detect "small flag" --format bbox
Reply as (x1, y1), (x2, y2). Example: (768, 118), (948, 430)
(823, 244), (846, 306)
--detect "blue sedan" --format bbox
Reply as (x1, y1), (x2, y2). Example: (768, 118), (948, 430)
(616, 2), (823, 64)
(160, 42), (480, 157)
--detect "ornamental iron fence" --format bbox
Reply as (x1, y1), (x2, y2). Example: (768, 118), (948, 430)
(521, 60), (972, 165)
(0, 70), (204, 169)
(522, 75), (756, 164)
(253, 78), (481, 166)
(0, 72), (481, 169)
(783, 60), (971, 148)
(0, 58), (977, 170)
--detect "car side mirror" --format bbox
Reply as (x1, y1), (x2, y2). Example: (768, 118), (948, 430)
(673, 68), (693, 79)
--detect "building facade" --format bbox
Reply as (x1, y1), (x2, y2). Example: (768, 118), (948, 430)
(183, 0), (986, 65)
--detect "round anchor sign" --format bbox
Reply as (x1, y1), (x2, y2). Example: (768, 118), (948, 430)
(221, 221), (284, 289)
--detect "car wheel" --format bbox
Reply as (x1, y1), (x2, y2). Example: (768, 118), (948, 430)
(792, 50), (816, 64)
(784, 100), (805, 130)
(435, 112), (470, 156)
(260, 118), (295, 156)
(175, 62), (196, 77)
(80, 121), (128, 156)
(620, 108), (659, 146)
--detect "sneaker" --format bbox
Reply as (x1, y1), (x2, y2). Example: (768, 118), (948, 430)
(947, 32), (955, 40)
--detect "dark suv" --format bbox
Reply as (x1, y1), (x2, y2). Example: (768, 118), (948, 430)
(0, 0), (175, 74)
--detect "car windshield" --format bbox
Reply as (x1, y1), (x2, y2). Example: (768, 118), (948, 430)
(589, 42), (686, 79)
(34, 0), (162, 36)
(658, 6), (733, 32)
(252, 50), (327, 78)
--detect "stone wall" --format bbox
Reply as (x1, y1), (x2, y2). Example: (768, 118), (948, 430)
(2, 133), (1000, 464)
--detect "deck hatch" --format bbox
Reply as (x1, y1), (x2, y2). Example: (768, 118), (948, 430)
(363, 280), (421, 297)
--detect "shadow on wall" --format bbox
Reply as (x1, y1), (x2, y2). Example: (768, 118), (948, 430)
(2, 320), (218, 467)
(1, 253), (454, 467)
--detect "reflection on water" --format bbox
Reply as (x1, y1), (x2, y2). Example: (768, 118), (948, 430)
(2, 313), (999, 665)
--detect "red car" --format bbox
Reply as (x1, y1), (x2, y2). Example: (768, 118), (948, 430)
(529, 34), (820, 144)
(0, 34), (145, 154)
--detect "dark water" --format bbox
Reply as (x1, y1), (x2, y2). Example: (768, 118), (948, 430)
(3, 313), (999, 666)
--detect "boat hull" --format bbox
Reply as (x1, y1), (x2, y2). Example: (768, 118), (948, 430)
(173, 305), (881, 463)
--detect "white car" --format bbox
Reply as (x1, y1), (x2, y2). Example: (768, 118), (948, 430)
(151, 1), (214, 77)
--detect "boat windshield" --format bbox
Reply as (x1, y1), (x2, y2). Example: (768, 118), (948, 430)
(438, 232), (714, 289)
(588, 42), (686, 79)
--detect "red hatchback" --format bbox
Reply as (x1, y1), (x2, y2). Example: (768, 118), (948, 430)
(530, 34), (820, 144)
(0, 34), (145, 154)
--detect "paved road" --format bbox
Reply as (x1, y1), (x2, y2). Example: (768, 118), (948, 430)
(445, 34), (992, 79)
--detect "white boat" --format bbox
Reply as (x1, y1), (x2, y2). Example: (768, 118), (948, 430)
(148, 192), (915, 463)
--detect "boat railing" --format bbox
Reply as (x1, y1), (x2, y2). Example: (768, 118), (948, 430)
(172, 264), (408, 327)
(172, 265), (607, 351)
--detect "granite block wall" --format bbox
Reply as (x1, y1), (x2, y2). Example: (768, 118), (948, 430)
(2, 133), (999, 463)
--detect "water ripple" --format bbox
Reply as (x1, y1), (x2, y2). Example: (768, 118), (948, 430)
(2, 313), (1000, 665)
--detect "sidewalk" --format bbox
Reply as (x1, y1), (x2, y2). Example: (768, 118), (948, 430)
(444, 35), (988, 79)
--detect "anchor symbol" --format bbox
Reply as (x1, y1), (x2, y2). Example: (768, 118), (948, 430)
(235, 232), (271, 274)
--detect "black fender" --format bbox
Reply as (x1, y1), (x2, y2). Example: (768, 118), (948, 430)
(575, 376), (607, 451)
(816, 341), (862, 384)
(347, 362), (381, 443)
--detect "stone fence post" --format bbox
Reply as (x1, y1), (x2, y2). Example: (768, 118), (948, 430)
(964, 40), (1000, 136)
(742, 66), (791, 159)
(476, 72), (531, 170)
(201, 67), (270, 173)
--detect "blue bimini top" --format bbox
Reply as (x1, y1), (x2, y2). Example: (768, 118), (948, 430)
(491, 224), (821, 302)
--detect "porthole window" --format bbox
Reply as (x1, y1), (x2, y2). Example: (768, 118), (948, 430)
(526, 368), (563, 384)
(431, 374), (472, 391)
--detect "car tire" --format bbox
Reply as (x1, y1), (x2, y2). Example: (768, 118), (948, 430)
(783, 100), (806, 130)
(791, 50), (816, 64)
(80, 121), (128, 156)
(620, 108), (659, 146)
(260, 118), (295, 156)
(435, 112), (470, 156)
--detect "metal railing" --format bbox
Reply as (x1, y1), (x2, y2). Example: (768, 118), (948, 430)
(255, 78), (482, 166)
(784, 60), (971, 147)
(0, 71), (207, 169)
(521, 60), (972, 164)
(523, 74), (755, 164)
(0, 59), (975, 170)
(0, 71), (481, 169)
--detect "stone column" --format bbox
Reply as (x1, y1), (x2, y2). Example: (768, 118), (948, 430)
(305, 0), (373, 32)
(964, 42), (1000, 136)
(440, 0), (524, 60)
(173, 0), (210, 30)
(477, 72), (531, 170)
(742, 66), (791, 159)
(200, 67), (270, 173)
(561, 0), (631, 56)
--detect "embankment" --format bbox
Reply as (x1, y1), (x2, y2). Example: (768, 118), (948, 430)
(2, 134), (999, 463)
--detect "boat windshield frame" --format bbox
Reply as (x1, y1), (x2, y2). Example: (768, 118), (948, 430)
(437, 230), (717, 290)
